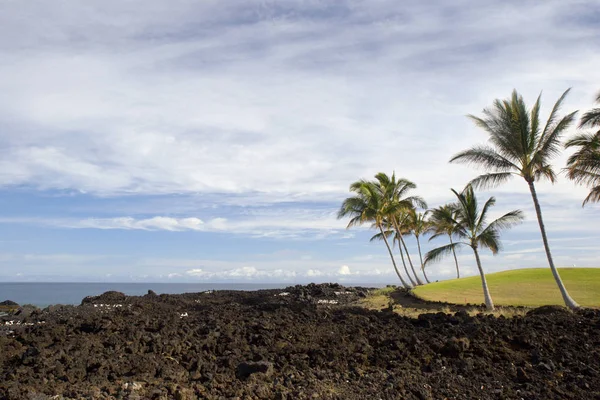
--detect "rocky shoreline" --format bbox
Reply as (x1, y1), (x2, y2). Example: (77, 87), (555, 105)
(1, 284), (599, 399)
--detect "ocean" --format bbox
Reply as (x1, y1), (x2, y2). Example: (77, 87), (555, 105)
(0, 282), (290, 308)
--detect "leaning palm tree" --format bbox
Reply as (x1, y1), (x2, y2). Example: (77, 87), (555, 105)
(428, 204), (462, 279)
(565, 90), (600, 206)
(450, 88), (580, 309)
(406, 209), (432, 283)
(338, 180), (412, 289)
(424, 185), (524, 311)
(374, 173), (427, 286)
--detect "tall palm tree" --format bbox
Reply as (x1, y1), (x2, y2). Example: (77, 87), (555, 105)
(424, 185), (524, 311)
(338, 179), (412, 289)
(450, 88), (580, 309)
(406, 209), (432, 283)
(428, 204), (462, 279)
(565, 90), (600, 206)
(374, 173), (427, 286)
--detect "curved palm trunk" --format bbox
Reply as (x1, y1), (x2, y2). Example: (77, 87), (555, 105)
(400, 236), (424, 286)
(449, 235), (460, 279)
(379, 225), (411, 289)
(391, 218), (418, 286)
(472, 246), (494, 311)
(415, 235), (430, 284)
(397, 237), (417, 287)
(527, 181), (580, 309)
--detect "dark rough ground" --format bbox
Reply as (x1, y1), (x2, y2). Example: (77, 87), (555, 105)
(1, 284), (599, 400)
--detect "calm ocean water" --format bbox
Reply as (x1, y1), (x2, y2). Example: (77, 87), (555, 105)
(0, 282), (290, 308)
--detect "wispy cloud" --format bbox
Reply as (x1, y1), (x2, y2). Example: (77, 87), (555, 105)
(1, 1), (599, 204)
(0, 207), (351, 238)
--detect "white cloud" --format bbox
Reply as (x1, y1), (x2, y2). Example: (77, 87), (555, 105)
(338, 265), (352, 275)
(228, 266), (259, 277)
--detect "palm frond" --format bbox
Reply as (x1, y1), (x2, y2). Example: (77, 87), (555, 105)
(428, 231), (445, 241)
(449, 146), (518, 171)
(534, 164), (558, 183)
(477, 229), (501, 254)
(482, 209), (525, 234)
(370, 229), (395, 243)
(564, 132), (600, 202)
(469, 172), (514, 190)
(580, 108), (600, 130)
(476, 196), (496, 233)
(424, 242), (464, 266)
(579, 92), (600, 129)
(566, 166), (600, 187)
(540, 88), (572, 143)
(565, 132), (600, 149)
(535, 110), (578, 162)
(583, 185), (600, 206)
(530, 92), (542, 142)
(403, 195), (427, 209)
(512, 89), (534, 155)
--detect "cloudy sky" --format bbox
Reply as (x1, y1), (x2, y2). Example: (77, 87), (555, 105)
(0, 0), (599, 283)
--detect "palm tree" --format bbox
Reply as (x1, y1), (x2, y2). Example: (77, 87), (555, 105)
(373, 173), (427, 286)
(450, 88), (580, 309)
(424, 185), (524, 311)
(406, 209), (432, 283)
(338, 179), (412, 289)
(565, 90), (600, 206)
(428, 204), (462, 279)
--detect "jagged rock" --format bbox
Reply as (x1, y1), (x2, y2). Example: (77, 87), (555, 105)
(0, 286), (598, 399)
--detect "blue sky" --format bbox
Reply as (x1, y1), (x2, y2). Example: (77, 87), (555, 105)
(0, 0), (599, 283)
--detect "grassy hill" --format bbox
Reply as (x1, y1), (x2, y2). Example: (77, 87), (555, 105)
(413, 268), (600, 307)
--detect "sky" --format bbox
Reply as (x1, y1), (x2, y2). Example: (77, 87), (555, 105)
(0, 0), (599, 283)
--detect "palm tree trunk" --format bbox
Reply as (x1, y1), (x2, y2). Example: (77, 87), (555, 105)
(396, 237), (417, 287)
(379, 225), (411, 289)
(472, 246), (494, 311)
(449, 235), (460, 279)
(527, 181), (579, 309)
(391, 218), (418, 286)
(400, 236), (424, 286)
(415, 235), (430, 284)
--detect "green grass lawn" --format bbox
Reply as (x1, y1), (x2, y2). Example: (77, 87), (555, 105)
(413, 268), (600, 307)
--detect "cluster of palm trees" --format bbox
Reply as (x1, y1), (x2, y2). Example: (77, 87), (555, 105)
(337, 173), (427, 289)
(338, 88), (600, 311)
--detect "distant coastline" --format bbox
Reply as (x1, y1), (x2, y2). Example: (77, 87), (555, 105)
(0, 282), (387, 308)
(0, 282), (288, 308)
